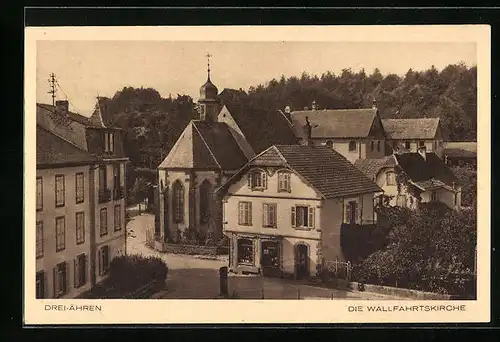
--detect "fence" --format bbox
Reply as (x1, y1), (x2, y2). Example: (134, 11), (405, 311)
(324, 259), (352, 281)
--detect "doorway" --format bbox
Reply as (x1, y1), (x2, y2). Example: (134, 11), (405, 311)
(295, 244), (309, 280)
(261, 241), (280, 277)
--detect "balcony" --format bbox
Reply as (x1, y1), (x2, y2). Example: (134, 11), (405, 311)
(113, 186), (125, 200)
(98, 188), (111, 204)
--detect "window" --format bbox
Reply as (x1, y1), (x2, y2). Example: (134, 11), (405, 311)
(405, 141), (411, 149)
(74, 253), (87, 288)
(36, 221), (43, 259)
(431, 191), (438, 202)
(263, 203), (277, 228)
(55, 175), (65, 207)
(238, 201), (252, 225)
(100, 208), (108, 236)
(434, 141), (438, 150)
(397, 195), (407, 207)
(377, 141), (381, 152)
(76, 212), (85, 244)
(199, 180), (212, 224)
(55, 216), (65, 252)
(75, 173), (84, 204)
(113, 164), (120, 189)
(291, 205), (315, 229)
(54, 261), (68, 298)
(104, 132), (114, 152)
(277, 171), (291, 192)
(199, 104), (206, 120)
(36, 271), (45, 299)
(99, 245), (110, 276)
(173, 181), (184, 223)
(348, 140), (357, 152)
(248, 170), (267, 190)
(36, 177), (43, 211)
(370, 141), (374, 151)
(345, 201), (358, 224)
(114, 205), (121, 231)
(237, 239), (254, 265)
(419, 141), (425, 147)
(99, 166), (107, 190)
(386, 171), (396, 186)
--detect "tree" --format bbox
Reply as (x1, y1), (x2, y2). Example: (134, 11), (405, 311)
(353, 203), (476, 297)
(130, 176), (151, 209)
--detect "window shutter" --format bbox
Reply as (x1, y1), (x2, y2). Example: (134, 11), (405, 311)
(345, 203), (351, 223)
(262, 204), (266, 226)
(98, 249), (103, 276)
(65, 262), (69, 293)
(248, 202), (252, 225)
(287, 174), (291, 192)
(74, 258), (78, 288)
(84, 254), (88, 284)
(355, 203), (359, 223)
(291, 206), (296, 227)
(308, 207), (315, 228)
(238, 203), (243, 225)
(53, 267), (57, 298)
(262, 172), (267, 189)
(247, 174), (251, 188)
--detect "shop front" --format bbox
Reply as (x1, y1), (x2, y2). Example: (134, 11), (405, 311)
(227, 232), (282, 277)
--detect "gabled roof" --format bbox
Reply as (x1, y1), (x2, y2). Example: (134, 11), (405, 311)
(382, 118), (440, 140)
(394, 152), (464, 188)
(89, 96), (119, 128)
(354, 156), (398, 180)
(217, 145), (382, 199)
(157, 120), (248, 170)
(218, 92), (298, 154)
(290, 108), (379, 139)
(37, 103), (92, 126)
(37, 125), (97, 167)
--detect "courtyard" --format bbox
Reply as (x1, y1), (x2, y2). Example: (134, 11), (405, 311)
(126, 211), (407, 300)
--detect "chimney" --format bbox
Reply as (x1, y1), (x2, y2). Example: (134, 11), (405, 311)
(418, 145), (427, 160)
(284, 105), (291, 115)
(55, 100), (69, 116)
(312, 100), (317, 111)
(372, 99), (377, 109)
(304, 116), (313, 146)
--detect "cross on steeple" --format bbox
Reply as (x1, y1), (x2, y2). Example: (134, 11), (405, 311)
(205, 53), (212, 80)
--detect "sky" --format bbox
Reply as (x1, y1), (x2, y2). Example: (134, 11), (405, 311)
(36, 41), (476, 116)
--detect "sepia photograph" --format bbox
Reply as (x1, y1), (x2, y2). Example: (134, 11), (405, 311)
(24, 25), (490, 324)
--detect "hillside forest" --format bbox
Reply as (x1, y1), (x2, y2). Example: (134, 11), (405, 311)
(99, 63), (477, 193)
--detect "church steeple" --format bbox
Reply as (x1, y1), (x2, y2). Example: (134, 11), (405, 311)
(198, 52), (219, 122)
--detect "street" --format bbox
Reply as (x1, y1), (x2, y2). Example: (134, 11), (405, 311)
(126, 212), (406, 300)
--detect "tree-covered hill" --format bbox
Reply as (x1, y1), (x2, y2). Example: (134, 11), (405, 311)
(103, 63), (477, 173)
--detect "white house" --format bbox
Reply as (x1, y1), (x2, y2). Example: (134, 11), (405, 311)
(355, 146), (463, 210)
(215, 144), (383, 279)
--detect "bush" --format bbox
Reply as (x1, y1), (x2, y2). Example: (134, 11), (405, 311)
(105, 255), (168, 294)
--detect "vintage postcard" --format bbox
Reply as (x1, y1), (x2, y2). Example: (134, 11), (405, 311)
(24, 25), (490, 324)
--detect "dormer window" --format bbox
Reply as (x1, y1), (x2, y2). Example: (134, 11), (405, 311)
(247, 169), (267, 191)
(277, 171), (291, 192)
(104, 132), (114, 152)
(348, 140), (357, 152)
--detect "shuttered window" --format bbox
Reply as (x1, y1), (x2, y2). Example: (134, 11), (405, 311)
(292, 205), (315, 228)
(263, 203), (277, 228)
(238, 202), (252, 225)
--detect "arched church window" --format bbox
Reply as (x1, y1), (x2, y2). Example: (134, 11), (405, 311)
(370, 141), (374, 151)
(173, 180), (184, 223)
(199, 179), (212, 224)
(377, 141), (381, 152)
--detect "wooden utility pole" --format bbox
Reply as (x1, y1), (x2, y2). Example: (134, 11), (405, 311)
(48, 73), (57, 108)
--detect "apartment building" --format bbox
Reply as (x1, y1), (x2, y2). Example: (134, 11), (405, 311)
(36, 99), (128, 298)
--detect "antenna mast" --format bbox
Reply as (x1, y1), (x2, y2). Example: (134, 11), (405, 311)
(48, 73), (57, 108)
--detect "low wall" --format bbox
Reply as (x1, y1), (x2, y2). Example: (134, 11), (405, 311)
(154, 242), (228, 256)
(349, 281), (452, 300)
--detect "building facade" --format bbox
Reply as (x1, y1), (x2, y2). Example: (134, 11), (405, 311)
(289, 103), (387, 164)
(355, 147), (463, 211)
(36, 99), (128, 298)
(382, 118), (445, 158)
(216, 145), (382, 279)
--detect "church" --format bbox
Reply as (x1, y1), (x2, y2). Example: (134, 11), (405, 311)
(153, 57), (296, 250)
